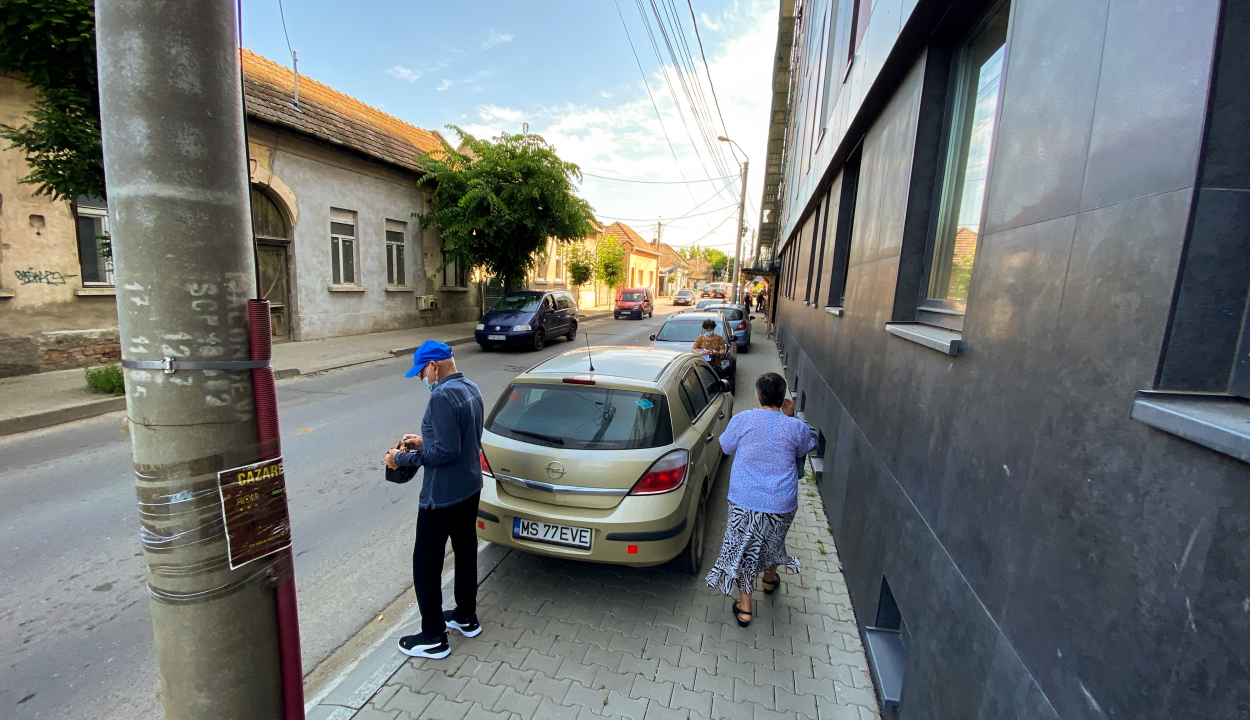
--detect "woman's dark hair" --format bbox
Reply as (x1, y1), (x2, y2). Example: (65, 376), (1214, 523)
(701, 318), (716, 330)
(756, 372), (787, 407)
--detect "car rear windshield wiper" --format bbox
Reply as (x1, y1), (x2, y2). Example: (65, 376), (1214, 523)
(507, 428), (566, 446)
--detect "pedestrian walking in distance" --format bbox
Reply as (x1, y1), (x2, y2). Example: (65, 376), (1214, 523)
(384, 340), (485, 659)
(706, 372), (816, 627)
(743, 293), (753, 313)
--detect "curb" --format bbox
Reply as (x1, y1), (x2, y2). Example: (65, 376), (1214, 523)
(387, 335), (477, 358)
(0, 396), (127, 437)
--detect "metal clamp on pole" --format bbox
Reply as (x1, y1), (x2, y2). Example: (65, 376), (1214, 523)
(121, 358), (271, 374)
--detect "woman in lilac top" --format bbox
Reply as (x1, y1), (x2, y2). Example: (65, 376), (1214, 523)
(706, 372), (816, 628)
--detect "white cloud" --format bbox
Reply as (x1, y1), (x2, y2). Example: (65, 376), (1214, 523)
(462, 1), (775, 253)
(437, 79), (453, 92)
(387, 65), (423, 83)
(482, 29), (515, 50)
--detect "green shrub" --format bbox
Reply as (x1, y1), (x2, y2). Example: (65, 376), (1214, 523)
(85, 363), (124, 394)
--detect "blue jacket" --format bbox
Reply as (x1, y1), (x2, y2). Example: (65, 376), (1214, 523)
(395, 372), (485, 509)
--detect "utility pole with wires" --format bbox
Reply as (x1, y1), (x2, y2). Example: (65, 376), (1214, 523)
(718, 136), (748, 304)
(96, 1), (298, 718)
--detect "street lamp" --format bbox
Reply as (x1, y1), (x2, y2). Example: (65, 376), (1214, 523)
(718, 136), (748, 304)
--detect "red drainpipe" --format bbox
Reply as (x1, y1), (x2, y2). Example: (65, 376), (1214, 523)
(248, 299), (305, 720)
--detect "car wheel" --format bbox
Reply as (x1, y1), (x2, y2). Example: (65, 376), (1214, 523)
(566, 322), (578, 341)
(478, 343), (493, 352)
(614, 313), (620, 320)
(674, 491), (707, 575)
(740, 342), (749, 354)
(532, 330), (545, 351)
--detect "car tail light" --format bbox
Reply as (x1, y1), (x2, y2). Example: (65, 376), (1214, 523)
(629, 449), (689, 495)
(480, 451), (494, 477)
(736, 321), (747, 331)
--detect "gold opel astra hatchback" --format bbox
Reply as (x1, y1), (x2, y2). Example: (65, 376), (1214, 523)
(475, 346), (733, 573)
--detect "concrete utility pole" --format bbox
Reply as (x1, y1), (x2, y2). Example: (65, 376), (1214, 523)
(731, 160), (748, 303)
(96, 2), (286, 719)
(718, 135), (748, 304)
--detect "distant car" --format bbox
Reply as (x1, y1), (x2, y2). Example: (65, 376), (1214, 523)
(475, 346), (733, 573)
(648, 311), (738, 385)
(614, 287), (655, 320)
(695, 299), (723, 312)
(699, 288), (711, 298)
(476, 290), (578, 351)
(704, 304), (752, 350)
(674, 289), (695, 306)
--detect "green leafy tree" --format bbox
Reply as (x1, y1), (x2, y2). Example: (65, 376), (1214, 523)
(594, 240), (626, 291)
(415, 125), (596, 289)
(566, 244), (594, 287)
(0, 0), (105, 201)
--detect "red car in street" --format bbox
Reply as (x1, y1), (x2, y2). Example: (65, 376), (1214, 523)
(614, 287), (654, 319)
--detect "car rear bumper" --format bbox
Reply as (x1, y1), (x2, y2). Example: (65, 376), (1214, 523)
(475, 474), (695, 567)
(475, 329), (537, 346)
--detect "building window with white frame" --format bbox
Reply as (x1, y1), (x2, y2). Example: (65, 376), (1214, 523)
(75, 198), (113, 286)
(330, 208), (358, 285)
(385, 219), (406, 286)
(921, 1), (1009, 328)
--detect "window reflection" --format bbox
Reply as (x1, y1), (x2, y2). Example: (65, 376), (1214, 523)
(927, 3), (1009, 306)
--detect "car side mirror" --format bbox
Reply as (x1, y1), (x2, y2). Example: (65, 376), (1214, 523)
(721, 379), (733, 392)
(649, 334), (656, 341)
(731, 334), (739, 342)
(749, 315), (755, 320)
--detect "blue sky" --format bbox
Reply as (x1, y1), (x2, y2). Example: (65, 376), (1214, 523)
(241, 0), (776, 253)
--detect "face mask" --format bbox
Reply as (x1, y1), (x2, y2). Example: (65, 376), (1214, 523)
(423, 375), (435, 390)
(704, 330), (715, 337)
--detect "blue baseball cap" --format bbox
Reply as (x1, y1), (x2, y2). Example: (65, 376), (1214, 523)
(404, 340), (454, 378)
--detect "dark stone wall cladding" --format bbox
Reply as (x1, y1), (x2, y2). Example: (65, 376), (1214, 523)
(771, 1), (1248, 718)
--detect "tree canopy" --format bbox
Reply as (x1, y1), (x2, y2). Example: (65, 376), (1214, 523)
(678, 245), (730, 279)
(594, 240), (626, 290)
(415, 125), (596, 290)
(0, 0), (104, 201)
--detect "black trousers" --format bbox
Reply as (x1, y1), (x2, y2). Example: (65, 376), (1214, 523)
(412, 492), (480, 637)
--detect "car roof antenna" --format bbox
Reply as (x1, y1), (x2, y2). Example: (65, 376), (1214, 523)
(585, 333), (595, 372)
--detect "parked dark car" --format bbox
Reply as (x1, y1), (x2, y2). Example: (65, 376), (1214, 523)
(614, 287), (654, 319)
(648, 311), (739, 385)
(674, 288), (695, 306)
(476, 290), (578, 351)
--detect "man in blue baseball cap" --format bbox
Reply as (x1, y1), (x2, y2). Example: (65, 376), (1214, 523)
(384, 339), (485, 659)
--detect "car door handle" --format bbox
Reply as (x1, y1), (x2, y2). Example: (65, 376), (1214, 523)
(718, 412), (725, 420)
(706, 433), (714, 443)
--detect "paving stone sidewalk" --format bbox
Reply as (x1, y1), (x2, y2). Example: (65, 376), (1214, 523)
(324, 338), (882, 720)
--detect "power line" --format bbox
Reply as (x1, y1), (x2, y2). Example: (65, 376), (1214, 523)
(613, 0), (715, 230)
(685, 0), (735, 162)
(582, 171), (736, 184)
(277, 0), (294, 56)
(597, 203), (736, 223)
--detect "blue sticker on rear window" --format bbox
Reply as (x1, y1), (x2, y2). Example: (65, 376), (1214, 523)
(636, 399), (654, 409)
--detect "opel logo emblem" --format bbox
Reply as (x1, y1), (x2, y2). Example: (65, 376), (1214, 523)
(546, 461), (566, 480)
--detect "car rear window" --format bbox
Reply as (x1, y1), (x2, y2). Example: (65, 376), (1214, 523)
(713, 308), (743, 321)
(655, 319), (713, 342)
(487, 383), (673, 450)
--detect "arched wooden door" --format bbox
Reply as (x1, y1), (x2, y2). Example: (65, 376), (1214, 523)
(250, 186), (293, 341)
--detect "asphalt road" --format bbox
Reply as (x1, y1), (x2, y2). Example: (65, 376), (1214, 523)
(0, 305), (702, 720)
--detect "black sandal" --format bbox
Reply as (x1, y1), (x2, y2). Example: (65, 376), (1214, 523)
(762, 575), (780, 595)
(732, 602), (752, 628)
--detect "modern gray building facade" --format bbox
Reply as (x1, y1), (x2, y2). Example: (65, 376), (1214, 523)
(759, 0), (1248, 717)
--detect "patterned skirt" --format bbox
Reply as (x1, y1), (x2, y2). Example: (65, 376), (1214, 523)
(705, 502), (801, 596)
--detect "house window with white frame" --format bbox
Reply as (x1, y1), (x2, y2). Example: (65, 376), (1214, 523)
(330, 208), (358, 285)
(75, 198), (113, 286)
(385, 219), (406, 286)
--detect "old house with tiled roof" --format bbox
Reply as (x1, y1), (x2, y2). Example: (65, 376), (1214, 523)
(0, 50), (477, 376)
(599, 221), (660, 294)
(654, 241), (691, 296)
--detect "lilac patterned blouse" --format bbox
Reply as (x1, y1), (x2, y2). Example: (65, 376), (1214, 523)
(719, 408), (817, 514)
